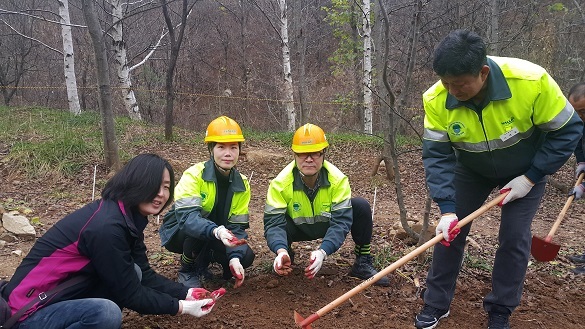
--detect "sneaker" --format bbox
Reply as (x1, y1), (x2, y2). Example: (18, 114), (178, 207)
(572, 266), (585, 274)
(414, 304), (449, 329)
(177, 268), (201, 287)
(487, 312), (510, 329)
(349, 255), (390, 287)
(567, 254), (585, 263)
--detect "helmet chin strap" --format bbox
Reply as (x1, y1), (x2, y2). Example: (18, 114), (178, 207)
(209, 150), (231, 176)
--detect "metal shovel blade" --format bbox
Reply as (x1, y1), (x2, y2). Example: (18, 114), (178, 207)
(293, 311), (313, 329)
(531, 235), (561, 262)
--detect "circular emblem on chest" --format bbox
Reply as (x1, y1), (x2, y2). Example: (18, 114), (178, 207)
(448, 121), (466, 136)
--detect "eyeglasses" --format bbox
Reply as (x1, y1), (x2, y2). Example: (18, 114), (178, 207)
(295, 152), (324, 160)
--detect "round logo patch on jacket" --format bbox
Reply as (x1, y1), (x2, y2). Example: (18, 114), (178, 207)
(449, 121), (466, 136)
(293, 202), (301, 212)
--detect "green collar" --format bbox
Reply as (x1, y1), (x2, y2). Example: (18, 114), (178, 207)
(293, 166), (330, 191)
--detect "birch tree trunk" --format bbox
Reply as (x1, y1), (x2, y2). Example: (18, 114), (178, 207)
(58, 0), (81, 115)
(279, 0), (296, 131)
(293, 0), (309, 124)
(488, 0), (500, 55)
(82, 0), (120, 170)
(362, 0), (373, 134)
(111, 0), (142, 120)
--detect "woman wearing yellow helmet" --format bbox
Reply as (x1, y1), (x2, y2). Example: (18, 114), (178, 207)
(160, 116), (254, 289)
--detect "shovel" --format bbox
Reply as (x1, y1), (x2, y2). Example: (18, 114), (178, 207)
(531, 172), (584, 262)
(293, 192), (508, 329)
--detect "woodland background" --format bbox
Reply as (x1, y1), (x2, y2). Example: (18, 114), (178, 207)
(1, 0), (584, 137)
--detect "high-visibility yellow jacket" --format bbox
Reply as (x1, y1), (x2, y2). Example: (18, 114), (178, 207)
(160, 160), (250, 259)
(423, 56), (583, 213)
(263, 160), (352, 255)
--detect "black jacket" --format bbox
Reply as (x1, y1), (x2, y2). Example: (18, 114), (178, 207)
(2, 199), (188, 320)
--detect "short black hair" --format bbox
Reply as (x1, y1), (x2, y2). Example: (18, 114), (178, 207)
(102, 153), (174, 213)
(568, 82), (585, 102)
(433, 29), (487, 77)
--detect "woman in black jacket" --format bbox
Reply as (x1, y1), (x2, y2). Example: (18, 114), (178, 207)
(2, 154), (217, 329)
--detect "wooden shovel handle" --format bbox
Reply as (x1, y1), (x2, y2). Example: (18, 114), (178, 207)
(546, 172), (585, 238)
(312, 192), (508, 319)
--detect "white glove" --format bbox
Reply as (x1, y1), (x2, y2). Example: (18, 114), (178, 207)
(213, 225), (238, 247)
(436, 213), (460, 247)
(304, 249), (326, 279)
(572, 183), (585, 200)
(273, 250), (292, 276)
(179, 299), (215, 317)
(500, 175), (534, 205)
(576, 162), (585, 179)
(229, 258), (245, 288)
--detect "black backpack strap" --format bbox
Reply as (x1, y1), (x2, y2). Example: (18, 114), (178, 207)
(1, 276), (87, 329)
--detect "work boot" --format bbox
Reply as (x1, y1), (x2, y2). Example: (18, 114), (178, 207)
(177, 262), (201, 288)
(414, 304), (449, 329)
(568, 254), (585, 263)
(487, 312), (510, 329)
(196, 266), (214, 281)
(349, 255), (390, 287)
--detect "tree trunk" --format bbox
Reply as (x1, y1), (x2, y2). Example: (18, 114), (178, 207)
(82, 0), (120, 171)
(395, 0), (421, 135)
(58, 0), (81, 115)
(239, 1), (250, 122)
(111, 0), (142, 121)
(488, 0), (500, 55)
(279, 0), (296, 131)
(293, 0), (309, 124)
(161, 0), (189, 140)
(362, 0), (373, 134)
(377, 0), (432, 244)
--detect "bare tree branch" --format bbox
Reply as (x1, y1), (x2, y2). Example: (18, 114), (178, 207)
(1, 19), (62, 54)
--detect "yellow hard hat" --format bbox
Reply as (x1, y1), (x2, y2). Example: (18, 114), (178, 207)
(291, 123), (329, 153)
(204, 116), (245, 143)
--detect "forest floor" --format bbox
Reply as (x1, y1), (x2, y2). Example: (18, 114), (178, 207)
(1, 136), (584, 329)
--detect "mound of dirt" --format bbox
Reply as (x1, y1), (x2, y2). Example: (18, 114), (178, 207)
(1, 141), (584, 329)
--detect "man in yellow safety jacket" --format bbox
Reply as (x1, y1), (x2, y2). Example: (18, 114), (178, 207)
(566, 82), (585, 274)
(160, 116), (255, 289)
(264, 123), (390, 287)
(415, 30), (583, 329)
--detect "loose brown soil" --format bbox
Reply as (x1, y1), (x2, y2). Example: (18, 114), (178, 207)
(1, 139), (584, 329)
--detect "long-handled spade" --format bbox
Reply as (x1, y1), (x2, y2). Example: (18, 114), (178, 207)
(293, 192), (509, 329)
(531, 172), (584, 262)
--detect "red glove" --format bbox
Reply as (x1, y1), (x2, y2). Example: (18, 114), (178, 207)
(186, 287), (226, 301)
(229, 258), (245, 288)
(436, 213), (460, 247)
(186, 288), (212, 300)
(214, 225), (247, 247)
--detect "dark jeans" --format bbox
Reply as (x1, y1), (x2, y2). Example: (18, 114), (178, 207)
(285, 196), (373, 246)
(423, 166), (546, 314)
(15, 298), (122, 329)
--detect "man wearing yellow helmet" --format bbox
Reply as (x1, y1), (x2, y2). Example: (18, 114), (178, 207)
(160, 116), (255, 289)
(263, 123), (390, 287)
